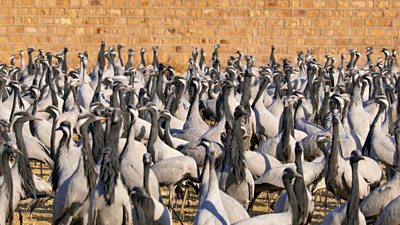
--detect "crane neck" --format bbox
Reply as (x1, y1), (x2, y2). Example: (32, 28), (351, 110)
(1, 151), (14, 225)
(52, 128), (69, 192)
(344, 161), (360, 225)
(251, 77), (269, 108)
(147, 109), (158, 161)
(80, 123), (97, 191)
(283, 176), (299, 225)
(13, 120), (37, 198)
(328, 118), (342, 176)
(140, 51), (146, 67)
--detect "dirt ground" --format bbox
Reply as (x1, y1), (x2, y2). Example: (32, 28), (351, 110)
(11, 163), (342, 225)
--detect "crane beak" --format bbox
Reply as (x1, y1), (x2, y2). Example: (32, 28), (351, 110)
(95, 116), (108, 122)
(363, 98), (376, 106)
(9, 147), (22, 156)
(294, 171), (303, 178)
(138, 106), (146, 112)
(32, 116), (43, 121)
(11, 148), (23, 155)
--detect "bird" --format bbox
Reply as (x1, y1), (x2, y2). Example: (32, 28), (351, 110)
(52, 113), (107, 224)
(273, 142), (315, 225)
(76, 53), (95, 110)
(194, 139), (230, 225)
(325, 109), (369, 200)
(158, 110), (189, 149)
(218, 106), (254, 210)
(87, 108), (132, 225)
(151, 155), (198, 207)
(321, 150), (367, 225)
(375, 195), (400, 225)
(50, 121), (80, 192)
(138, 102), (184, 162)
(119, 105), (161, 200)
(251, 71), (279, 140)
(233, 168), (302, 225)
(362, 96), (397, 167)
(0, 142), (25, 225)
(130, 153), (172, 225)
(360, 123), (400, 222)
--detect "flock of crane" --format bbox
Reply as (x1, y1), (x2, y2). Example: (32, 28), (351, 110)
(0, 42), (399, 225)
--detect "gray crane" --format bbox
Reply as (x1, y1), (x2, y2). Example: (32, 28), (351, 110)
(51, 121), (80, 192)
(151, 155), (198, 207)
(273, 142), (315, 225)
(233, 168), (302, 225)
(120, 105), (161, 200)
(218, 106), (254, 210)
(173, 78), (209, 142)
(52, 113), (106, 224)
(138, 102), (183, 162)
(159, 110), (188, 149)
(76, 54), (95, 110)
(197, 139), (249, 224)
(0, 142), (23, 225)
(322, 150), (367, 225)
(131, 153), (172, 225)
(88, 109), (132, 225)
(361, 124), (400, 222)
(325, 109), (369, 200)
(375, 195), (400, 225)
(194, 139), (230, 225)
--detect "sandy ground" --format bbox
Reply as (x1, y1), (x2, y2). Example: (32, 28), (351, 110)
(10, 163), (343, 225)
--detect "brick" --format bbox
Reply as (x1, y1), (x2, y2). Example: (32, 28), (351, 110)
(293, 9), (306, 17)
(126, 8), (144, 16)
(370, 28), (385, 37)
(385, 29), (398, 37)
(307, 9), (319, 17)
(0, 36), (8, 43)
(364, 18), (374, 26)
(376, 38), (391, 46)
(42, 17), (54, 24)
(56, 0), (69, 6)
(24, 26), (37, 33)
(355, 10), (369, 17)
(108, 9), (122, 16)
(301, 18), (312, 27)
(371, 10), (383, 17)
(384, 9), (397, 17)
(314, 19), (329, 27)
(350, 0), (367, 8)
(393, 1), (400, 7)
(376, 19), (392, 27)
(102, 17), (115, 25)
(303, 0), (313, 7)
(286, 18), (300, 27)
(249, 9), (262, 17)
(41, 0), (56, 6)
(374, 0), (390, 8)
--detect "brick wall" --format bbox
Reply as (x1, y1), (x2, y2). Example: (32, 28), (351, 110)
(0, 0), (399, 72)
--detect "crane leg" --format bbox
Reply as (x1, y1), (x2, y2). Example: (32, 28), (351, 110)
(186, 186), (191, 207)
(336, 197), (341, 207)
(323, 189), (329, 216)
(180, 185), (189, 220)
(18, 207), (23, 225)
(169, 185), (176, 208)
(40, 162), (43, 178)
